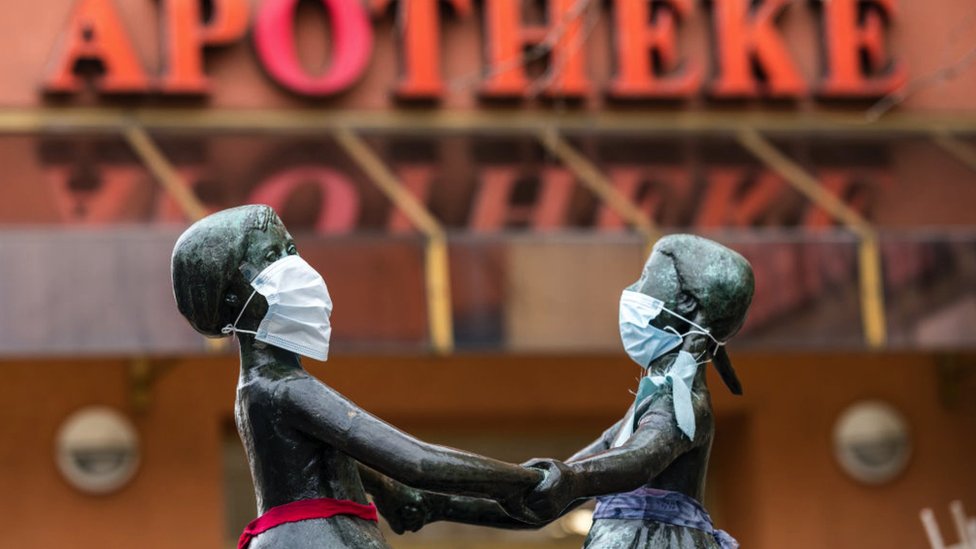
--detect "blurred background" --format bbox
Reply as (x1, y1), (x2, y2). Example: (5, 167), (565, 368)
(1, 0), (975, 547)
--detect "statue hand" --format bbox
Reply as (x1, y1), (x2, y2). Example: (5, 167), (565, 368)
(522, 458), (578, 523)
(491, 466), (548, 525)
(496, 496), (545, 525)
(374, 484), (428, 535)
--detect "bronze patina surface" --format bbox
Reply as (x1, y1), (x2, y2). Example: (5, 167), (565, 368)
(171, 205), (542, 548)
(385, 235), (755, 548)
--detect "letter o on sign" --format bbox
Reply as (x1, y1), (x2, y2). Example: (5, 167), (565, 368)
(253, 0), (373, 96)
(56, 407), (140, 494)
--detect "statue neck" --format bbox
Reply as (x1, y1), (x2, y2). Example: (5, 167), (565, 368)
(646, 352), (678, 376)
(237, 335), (303, 379)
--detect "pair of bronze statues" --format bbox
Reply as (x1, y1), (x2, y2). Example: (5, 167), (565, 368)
(171, 205), (754, 549)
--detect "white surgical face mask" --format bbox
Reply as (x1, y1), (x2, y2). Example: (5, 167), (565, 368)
(222, 255), (333, 361)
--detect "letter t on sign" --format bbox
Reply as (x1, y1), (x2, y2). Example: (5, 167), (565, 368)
(372, 0), (472, 100)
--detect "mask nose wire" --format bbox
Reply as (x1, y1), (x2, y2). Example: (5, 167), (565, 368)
(222, 289), (259, 336)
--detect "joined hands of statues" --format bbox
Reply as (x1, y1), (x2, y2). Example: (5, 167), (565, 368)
(373, 460), (576, 531)
(519, 458), (579, 524)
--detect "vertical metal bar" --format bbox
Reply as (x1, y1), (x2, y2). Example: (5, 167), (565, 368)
(737, 128), (887, 348)
(424, 235), (454, 355)
(858, 235), (887, 348)
(334, 128), (454, 354)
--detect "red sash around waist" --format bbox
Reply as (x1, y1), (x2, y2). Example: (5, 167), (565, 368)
(238, 497), (379, 549)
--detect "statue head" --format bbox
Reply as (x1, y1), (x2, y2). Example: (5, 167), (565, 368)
(628, 234), (754, 393)
(171, 205), (297, 337)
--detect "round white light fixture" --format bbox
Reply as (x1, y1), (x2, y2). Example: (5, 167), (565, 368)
(55, 406), (140, 494)
(833, 400), (911, 485)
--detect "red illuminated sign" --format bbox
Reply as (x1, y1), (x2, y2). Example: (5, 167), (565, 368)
(43, 0), (905, 100)
(253, 0), (374, 96)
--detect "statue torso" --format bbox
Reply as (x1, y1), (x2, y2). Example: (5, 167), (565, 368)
(236, 367), (388, 548)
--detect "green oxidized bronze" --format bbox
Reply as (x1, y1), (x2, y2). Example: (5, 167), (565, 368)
(171, 205), (542, 548)
(380, 235), (755, 549)
(172, 206), (753, 548)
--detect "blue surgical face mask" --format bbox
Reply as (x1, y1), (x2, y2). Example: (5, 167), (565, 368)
(619, 290), (683, 368)
(619, 289), (726, 368)
(619, 290), (728, 441)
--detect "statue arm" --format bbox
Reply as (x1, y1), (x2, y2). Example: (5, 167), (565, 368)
(278, 378), (541, 502)
(567, 407), (696, 497)
(426, 494), (543, 529)
(358, 463), (408, 504)
(425, 417), (627, 528)
(360, 463), (541, 530)
(358, 464), (430, 534)
(519, 411), (694, 523)
(359, 418), (624, 532)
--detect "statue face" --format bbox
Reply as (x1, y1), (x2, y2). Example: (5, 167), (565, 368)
(225, 219), (298, 329)
(243, 221), (298, 275)
(626, 248), (694, 334)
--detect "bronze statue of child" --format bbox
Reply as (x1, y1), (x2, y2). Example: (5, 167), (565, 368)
(170, 205), (543, 549)
(386, 235), (754, 549)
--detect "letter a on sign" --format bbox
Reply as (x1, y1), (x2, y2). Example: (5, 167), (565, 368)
(44, 0), (150, 93)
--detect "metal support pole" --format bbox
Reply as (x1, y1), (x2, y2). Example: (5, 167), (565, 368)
(123, 124), (207, 222)
(123, 124), (223, 354)
(334, 128), (454, 355)
(932, 130), (976, 174)
(538, 127), (658, 255)
(737, 128), (887, 348)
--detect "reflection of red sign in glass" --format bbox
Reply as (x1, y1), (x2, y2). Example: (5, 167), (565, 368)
(42, 0), (905, 100)
(38, 136), (889, 232)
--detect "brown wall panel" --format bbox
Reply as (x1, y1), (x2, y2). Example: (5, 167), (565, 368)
(1, 352), (973, 548)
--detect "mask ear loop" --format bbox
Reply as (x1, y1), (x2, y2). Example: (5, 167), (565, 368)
(221, 290), (259, 336)
(661, 307), (728, 365)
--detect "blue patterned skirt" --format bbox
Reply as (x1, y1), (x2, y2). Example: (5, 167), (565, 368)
(584, 487), (737, 549)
